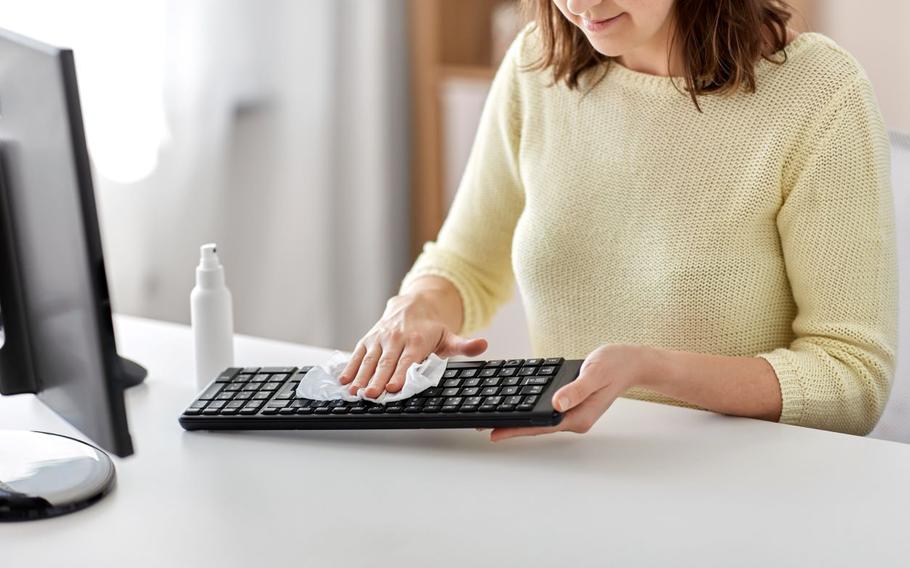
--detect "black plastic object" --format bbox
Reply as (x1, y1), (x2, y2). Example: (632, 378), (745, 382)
(0, 27), (143, 456)
(180, 358), (581, 431)
(0, 430), (116, 522)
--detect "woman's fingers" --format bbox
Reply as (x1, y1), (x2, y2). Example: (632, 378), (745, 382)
(348, 344), (382, 394)
(490, 387), (620, 442)
(551, 362), (607, 412)
(385, 348), (422, 393)
(339, 343), (367, 385)
(364, 341), (405, 398)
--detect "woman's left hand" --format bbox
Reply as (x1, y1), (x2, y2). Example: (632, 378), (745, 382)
(488, 344), (656, 442)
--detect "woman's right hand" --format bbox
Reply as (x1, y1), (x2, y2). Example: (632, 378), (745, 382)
(338, 291), (488, 399)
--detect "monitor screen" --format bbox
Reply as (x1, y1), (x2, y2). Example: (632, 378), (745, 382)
(0, 28), (135, 457)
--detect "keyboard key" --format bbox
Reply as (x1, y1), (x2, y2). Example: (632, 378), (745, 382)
(449, 361), (484, 369)
(226, 400), (246, 409)
(443, 369), (459, 378)
(368, 406), (385, 414)
(202, 399), (225, 411)
(422, 406), (441, 413)
(385, 406), (403, 414)
(314, 407), (331, 415)
(253, 392), (271, 400)
(526, 358), (543, 365)
(311, 400), (329, 408)
(463, 378), (482, 387)
(518, 367), (537, 376)
(251, 373), (270, 383)
(189, 401), (207, 411)
(197, 383), (223, 401)
(460, 369), (478, 378)
(483, 396), (503, 406)
(350, 406), (368, 414)
(262, 408), (280, 415)
(423, 387), (442, 397)
(497, 405), (516, 412)
(460, 387), (480, 397)
(442, 387), (460, 397)
(480, 387), (499, 396)
(234, 391), (253, 401)
(222, 384), (242, 392)
(484, 360), (504, 367)
(523, 395), (540, 406)
(481, 377), (501, 387)
(499, 367), (517, 377)
(404, 407), (422, 414)
(479, 368), (497, 378)
(544, 357), (563, 365)
(539, 366), (557, 375)
(242, 384), (259, 392)
(505, 395), (523, 406)
(528, 377), (550, 386)
(215, 392), (233, 401)
(184, 408), (202, 416)
(505, 359), (523, 366)
(464, 396), (483, 407)
(261, 382), (281, 392)
(231, 374), (251, 383)
(332, 407), (351, 415)
(501, 386), (519, 396)
(426, 397), (444, 406)
(459, 404), (478, 412)
(442, 379), (461, 388)
(215, 368), (241, 383)
(478, 404), (497, 412)
(503, 377), (520, 386)
(520, 385), (544, 395)
(297, 407), (315, 414)
(260, 367), (295, 374)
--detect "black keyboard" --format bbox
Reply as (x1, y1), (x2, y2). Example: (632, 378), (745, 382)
(179, 357), (582, 430)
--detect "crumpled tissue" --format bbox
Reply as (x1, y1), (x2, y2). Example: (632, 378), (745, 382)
(295, 350), (448, 404)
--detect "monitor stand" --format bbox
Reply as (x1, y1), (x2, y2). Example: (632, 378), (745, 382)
(0, 430), (116, 521)
(118, 356), (148, 389)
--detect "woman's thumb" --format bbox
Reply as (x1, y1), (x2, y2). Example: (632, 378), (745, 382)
(438, 330), (488, 358)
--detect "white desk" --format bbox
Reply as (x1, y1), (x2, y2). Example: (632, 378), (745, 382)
(3, 315), (910, 567)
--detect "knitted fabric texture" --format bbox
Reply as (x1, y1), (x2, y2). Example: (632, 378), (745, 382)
(399, 28), (897, 436)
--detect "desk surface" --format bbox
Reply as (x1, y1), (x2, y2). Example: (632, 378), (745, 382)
(3, 315), (910, 567)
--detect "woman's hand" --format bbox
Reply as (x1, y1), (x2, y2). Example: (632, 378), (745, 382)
(489, 344), (655, 442)
(339, 292), (488, 399)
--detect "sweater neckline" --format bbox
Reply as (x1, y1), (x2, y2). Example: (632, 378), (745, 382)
(601, 32), (820, 93)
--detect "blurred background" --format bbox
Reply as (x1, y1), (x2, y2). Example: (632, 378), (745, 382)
(1, 0), (908, 438)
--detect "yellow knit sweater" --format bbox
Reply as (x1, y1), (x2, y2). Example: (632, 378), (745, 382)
(399, 27), (897, 436)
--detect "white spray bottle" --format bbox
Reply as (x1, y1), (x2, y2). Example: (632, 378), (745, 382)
(191, 243), (235, 390)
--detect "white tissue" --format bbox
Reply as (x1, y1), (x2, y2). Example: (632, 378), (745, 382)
(295, 350), (448, 404)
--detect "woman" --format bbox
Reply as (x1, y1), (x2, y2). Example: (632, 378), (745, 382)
(340, 0), (897, 439)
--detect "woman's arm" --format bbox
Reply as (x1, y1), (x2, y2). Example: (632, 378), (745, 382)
(489, 344), (782, 442)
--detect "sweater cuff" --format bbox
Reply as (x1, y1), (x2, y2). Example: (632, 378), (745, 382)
(757, 349), (806, 426)
(399, 267), (480, 337)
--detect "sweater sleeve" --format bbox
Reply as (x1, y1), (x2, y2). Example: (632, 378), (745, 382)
(757, 72), (898, 436)
(398, 30), (527, 336)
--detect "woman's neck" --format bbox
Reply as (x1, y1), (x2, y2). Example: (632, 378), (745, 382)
(615, 15), (683, 77)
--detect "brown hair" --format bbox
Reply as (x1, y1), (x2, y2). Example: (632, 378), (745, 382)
(522, 0), (793, 109)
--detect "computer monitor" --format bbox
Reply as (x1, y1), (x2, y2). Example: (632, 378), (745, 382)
(0, 27), (145, 460)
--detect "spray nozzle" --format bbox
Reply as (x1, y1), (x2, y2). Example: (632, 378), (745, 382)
(199, 243), (221, 270)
